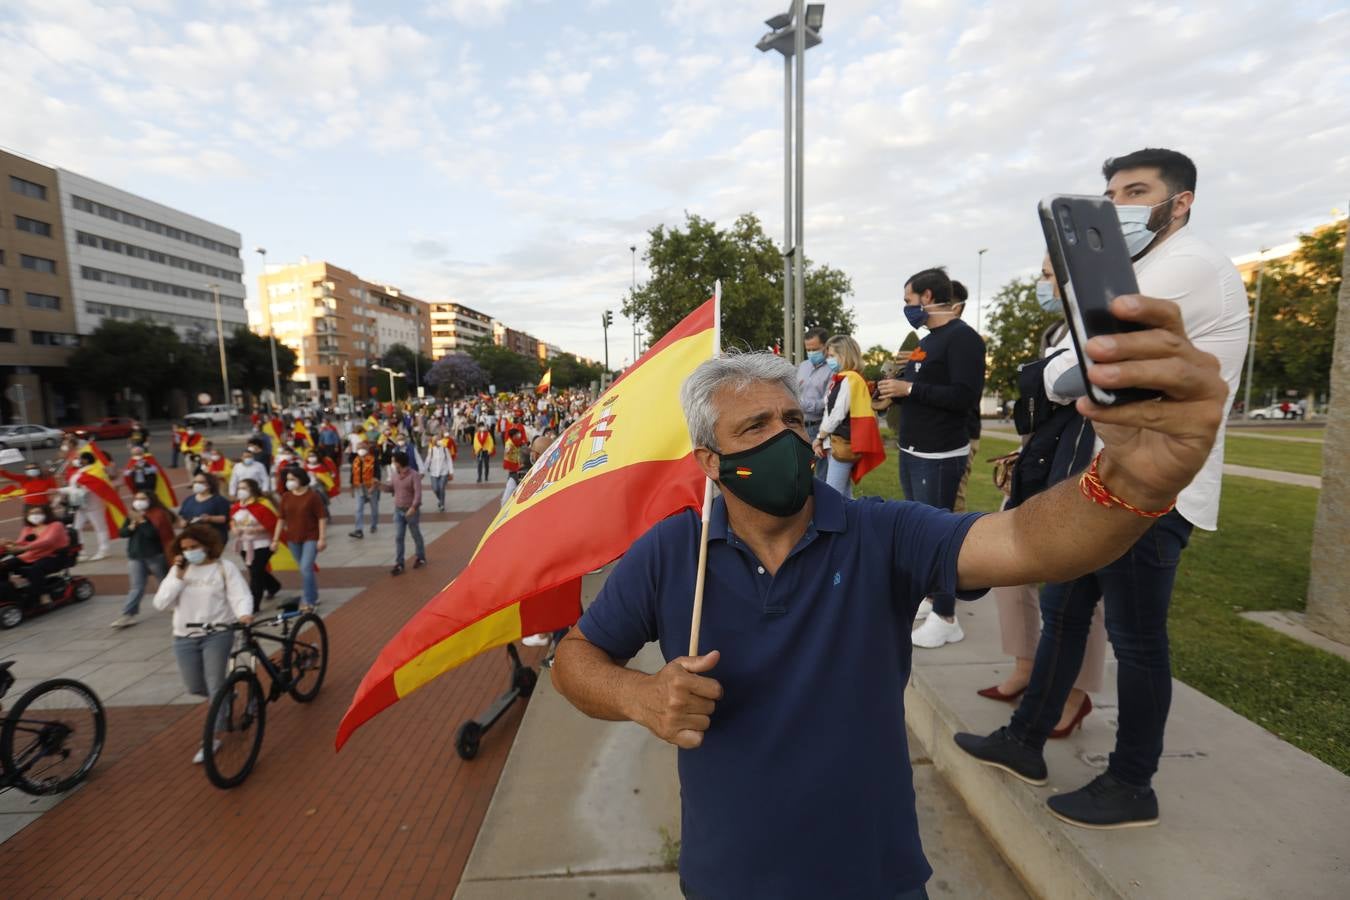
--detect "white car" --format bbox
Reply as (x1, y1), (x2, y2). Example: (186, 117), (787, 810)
(1248, 404), (1298, 420)
(184, 404), (237, 427)
(0, 423), (65, 451)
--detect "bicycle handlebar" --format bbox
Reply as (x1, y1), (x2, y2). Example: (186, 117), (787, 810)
(184, 611), (301, 633)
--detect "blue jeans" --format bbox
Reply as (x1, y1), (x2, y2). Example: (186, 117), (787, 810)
(124, 555), (167, 616)
(899, 452), (968, 616)
(286, 540), (319, 607)
(477, 451), (490, 481)
(1010, 510), (1194, 786)
(825, 455), (854, 499)
(430, 474), (449, 509)
(354, 487), (380, 533)
(805, 421), (829, 479)
(394, 507), (425, 566)
(173, 631), (235, 729)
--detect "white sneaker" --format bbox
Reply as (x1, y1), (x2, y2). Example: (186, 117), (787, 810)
(915, 598), (932, 620)
(192, 739), (222, 764)
(88, 552), (108, 562)
(521, 633), (550, 647)
(911, 611), (964, 648)
(110, 614), (137, 629)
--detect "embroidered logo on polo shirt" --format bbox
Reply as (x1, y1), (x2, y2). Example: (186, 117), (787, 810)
(833, 571), (841, 586)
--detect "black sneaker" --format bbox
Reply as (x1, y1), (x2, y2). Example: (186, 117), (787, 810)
(349, 530), (363, 540)
(413, 557), (426, 569)
(1047, 772), (1159, 829)
(391, 563), (404, 576)
(953, 727), (1048, 786)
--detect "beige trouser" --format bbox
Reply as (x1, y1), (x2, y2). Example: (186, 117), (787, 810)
(991, 582), (1106, 694)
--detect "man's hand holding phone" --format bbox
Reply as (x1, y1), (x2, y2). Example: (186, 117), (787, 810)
(1074, 294), (1225, 510)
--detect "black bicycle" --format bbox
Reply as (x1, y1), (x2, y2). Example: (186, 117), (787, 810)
(0, 660), (106, 795)
(187, 610), (328, 789)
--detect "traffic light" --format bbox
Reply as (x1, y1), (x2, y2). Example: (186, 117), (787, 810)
(602, 310), (613, 328)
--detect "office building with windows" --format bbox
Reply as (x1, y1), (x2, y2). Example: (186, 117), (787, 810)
(256, 259), (432, 403)
(428, 301), (494, 357)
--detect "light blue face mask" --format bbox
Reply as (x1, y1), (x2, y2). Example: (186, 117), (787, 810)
(807, 349), (825, 366)
(1035, 279), (1059, 313)
(825, 356), (842, 373)
(183, 548), (207, 565)
(1115, 195), (1176, 257)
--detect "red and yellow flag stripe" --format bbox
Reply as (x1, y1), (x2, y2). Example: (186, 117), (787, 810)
(838, 370), (886, 483)
(337, 297), (718, 749)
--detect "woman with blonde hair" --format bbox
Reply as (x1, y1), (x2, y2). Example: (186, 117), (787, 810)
(812, 335), (867, 499)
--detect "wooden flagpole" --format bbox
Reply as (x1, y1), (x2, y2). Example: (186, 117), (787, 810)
(688, 280), (722, 657)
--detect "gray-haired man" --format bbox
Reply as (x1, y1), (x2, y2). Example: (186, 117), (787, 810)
(553, 294), (1226, 900)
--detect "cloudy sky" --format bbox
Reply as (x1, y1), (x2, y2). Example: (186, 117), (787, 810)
(3, 0), (1348, 364)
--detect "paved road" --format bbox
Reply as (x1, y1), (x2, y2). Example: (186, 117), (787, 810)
(2, 465), (541, 898)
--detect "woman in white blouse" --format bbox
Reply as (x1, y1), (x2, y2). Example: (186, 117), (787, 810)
(153, 523), (253, 764)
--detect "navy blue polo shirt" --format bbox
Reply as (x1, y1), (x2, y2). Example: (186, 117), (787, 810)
(576, 481), (983, 900)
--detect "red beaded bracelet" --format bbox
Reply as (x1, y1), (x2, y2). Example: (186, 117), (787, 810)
(1078, 451), (1176, 519)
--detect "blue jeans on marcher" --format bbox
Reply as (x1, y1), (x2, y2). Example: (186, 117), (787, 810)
(825, 455), (854, 499)
(430, 474), (449, 510)
(173, 630), (235, 729)
(124, 554), (167, 616)
(286, 540), (319, 607)
(805, 421), (829, 479)
(477, 451), (490, 482)
(394, 506), (425, 566)
(1009, 510), (1194, 786)
(899, 451), (968, 617)
(354, 487), (380, 533)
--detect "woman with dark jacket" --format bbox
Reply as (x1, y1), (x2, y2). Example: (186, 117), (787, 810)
(113, 489), (176, 629)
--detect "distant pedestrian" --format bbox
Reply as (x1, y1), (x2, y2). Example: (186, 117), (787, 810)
(112, 489), (175, 629)
(384, 451), (426, 576)
(272, 469), (326, 613)
(230, 478), (282, 614)
(349, 441), (381, 538)
(177, 472), (231, 546)
(425, 432), (456, 513)
(473, 422), (495, 483)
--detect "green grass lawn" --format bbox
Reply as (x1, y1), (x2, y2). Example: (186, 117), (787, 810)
(857, 440), (1349, 774)
(1234, 426), (1325, 439)
(1222, 435), (1325, 476)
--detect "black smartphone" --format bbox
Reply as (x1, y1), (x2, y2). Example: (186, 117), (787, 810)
(1038, 194), (1160, 406)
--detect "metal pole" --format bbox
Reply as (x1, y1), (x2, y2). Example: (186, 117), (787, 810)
(210, 284), (231, 410)
(976, 248), (987, 332)
(1242, 248), (1267, 418)
(792, 0), (806, 365)
(783, 51), (793, 359)
(631, 245), (638, 362)
(256, 247), (283, 407)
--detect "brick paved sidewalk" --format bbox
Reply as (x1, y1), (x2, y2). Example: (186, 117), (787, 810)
(2, 498), (543, 898)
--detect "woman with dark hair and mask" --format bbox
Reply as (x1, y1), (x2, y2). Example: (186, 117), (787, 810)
(2, 503), (69, 607)
(112, 489), (175, 629)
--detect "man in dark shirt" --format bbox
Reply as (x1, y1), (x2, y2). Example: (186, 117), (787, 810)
(877, 268), (986, 648)
(554, 310), (1228, 900)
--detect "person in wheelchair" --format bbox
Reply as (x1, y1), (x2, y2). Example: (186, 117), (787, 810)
(1, 504), (72, 607)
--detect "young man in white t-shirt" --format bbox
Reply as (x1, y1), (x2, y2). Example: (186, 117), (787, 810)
(956, 148), (1250, 829)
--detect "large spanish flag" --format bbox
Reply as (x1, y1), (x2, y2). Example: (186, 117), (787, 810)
(833, 370), (886, 483)
(143, 452), (178, 508)
(336, 296), (720, 749)
(180, 430), (205, 455)
(232, 498), (300, 571)
(74, 460), (129, 533)
(292, 421), (313, 448)
(536, 368), (552, 395)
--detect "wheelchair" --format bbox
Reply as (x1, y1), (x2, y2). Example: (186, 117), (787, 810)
(0, 511), (96, 629)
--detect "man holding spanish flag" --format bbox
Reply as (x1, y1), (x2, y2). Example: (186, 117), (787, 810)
(64, 451), (127, 561)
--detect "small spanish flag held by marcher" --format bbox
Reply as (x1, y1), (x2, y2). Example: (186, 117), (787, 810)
(336, 294), (721, 749)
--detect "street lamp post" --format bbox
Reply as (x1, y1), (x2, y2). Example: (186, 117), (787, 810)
(1242, 247), (1269, 419)
(372, 365), (404, 403)
(254, 246), (283, 408)
(208, 283), (231, 411)
(976, 248), (988, 332)
(758, 3), (824, 365)
(630, 244), (638, 362)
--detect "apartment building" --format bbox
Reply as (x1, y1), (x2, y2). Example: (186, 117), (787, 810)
(1233, 214), (1347, 285)
(256, 260), (432, 402)
(428, 301), (493, 356)
(0, 153), (80, 424)
(492, 321), (540, 358)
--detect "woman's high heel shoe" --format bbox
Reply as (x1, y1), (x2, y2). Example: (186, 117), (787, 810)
(977, 684), (1027, 702)
(1048, 694), (1093, 739)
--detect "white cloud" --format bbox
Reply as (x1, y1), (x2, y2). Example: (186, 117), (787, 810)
(423, 0), (516, 27)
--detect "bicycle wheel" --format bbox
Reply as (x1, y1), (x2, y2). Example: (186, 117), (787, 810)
(0, 678), (106, 795)
(203, 670), (266, 789)
(287, 613), (329, 703)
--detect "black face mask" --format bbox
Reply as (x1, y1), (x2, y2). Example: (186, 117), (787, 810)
(716, 429), (816, 518)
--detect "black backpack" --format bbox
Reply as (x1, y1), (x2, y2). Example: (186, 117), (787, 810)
(1008, 350), (1096, 510)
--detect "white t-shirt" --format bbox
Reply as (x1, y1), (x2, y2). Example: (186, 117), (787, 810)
(1043, 225), (1249, 530)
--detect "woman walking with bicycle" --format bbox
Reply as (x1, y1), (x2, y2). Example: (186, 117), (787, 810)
(152, 524), (252, 764)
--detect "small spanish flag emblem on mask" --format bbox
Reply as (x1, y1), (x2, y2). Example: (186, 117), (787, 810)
(735, 467), (752, 478)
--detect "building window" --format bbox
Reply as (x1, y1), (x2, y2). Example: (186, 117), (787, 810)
(70, 195), (240, 257)
(78, 265), (244, 308)
(9, 175), (47, 200)
(26, 292), (61, 310)
(0, 288), (8, 305)
(0, 328), (14, 343)
(20, 254), (57, 274)
(31, 330), (80, 347)
(75, 231), (242, 282)
(14, 215), (53, 237)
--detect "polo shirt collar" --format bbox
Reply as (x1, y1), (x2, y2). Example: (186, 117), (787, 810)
(708, 479), (846, 542)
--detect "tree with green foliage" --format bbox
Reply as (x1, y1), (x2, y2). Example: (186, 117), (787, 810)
(459, 335), (542, 391)
(225, 327), (297, 407)
(623, 212), (856, 352)
(381, 343), (434, 390)
(548, 352), (605, 389)
(1244, 220), (1345, 404)
(983, 277), (1062, 404)
(66, 320), (208, 416)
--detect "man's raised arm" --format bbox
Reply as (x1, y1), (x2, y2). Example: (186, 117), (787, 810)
(957, 294), (1226, 591)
